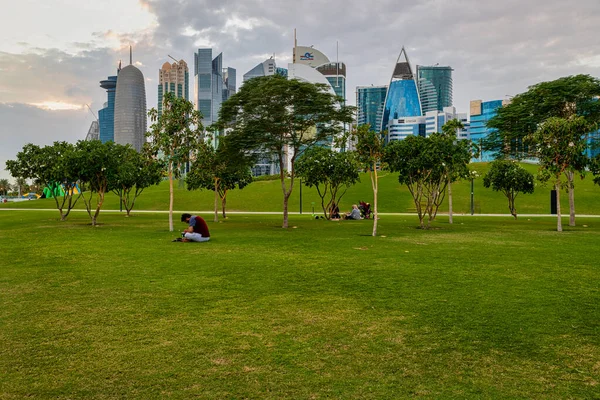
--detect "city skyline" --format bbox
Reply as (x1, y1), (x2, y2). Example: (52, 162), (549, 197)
(1, 0), (599, 179)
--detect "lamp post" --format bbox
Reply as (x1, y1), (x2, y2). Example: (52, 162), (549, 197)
(470, 177), (474, 216)
(299, 178), (302, 214)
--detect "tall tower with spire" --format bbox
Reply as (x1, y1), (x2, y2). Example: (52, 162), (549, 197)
(380, 47), (422, 133)
(114, 46), (147, 152)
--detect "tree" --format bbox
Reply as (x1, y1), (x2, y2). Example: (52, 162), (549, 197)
(219, 74), (354, 228)
(352, 124), (385, 236)
(532, 116), (592, 232)
(70, 140), (122, 226)
(6, 142), (81, 220)
(0, 179), (9, 196)
(147, 91), (203, 231)
(483, 160), (535, 219)
(590, 154), (600, 186)
(296, 146), (360, 219)
(185, 138), (254, 222)
(111, 146), (164, 217)
(487, 75), (600, 226)
(441, 118), (467, 224)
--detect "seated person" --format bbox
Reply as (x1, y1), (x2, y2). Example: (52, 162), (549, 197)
(177, 213), (210, 242)
(329, 202), (341, 220)
(344, 204), (362, 220)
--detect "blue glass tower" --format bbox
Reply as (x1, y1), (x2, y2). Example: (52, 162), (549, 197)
(381, 47), (421, 133)
(357, 85), (387, 132)
(470, 99), (503, 161)
(98, 74), (118, 143)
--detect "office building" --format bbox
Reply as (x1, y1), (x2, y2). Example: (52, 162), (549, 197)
(417, 65), (453, 113)
(222, 67), (236, 102)
(98, 71), (118, 143)
(469, 99), (504, 162)
(114, 50), (147, 152)
(381, 47), (421, 133)
(243, 58), (277, 82)
(356, 85), (387, 132)
(194, 48), (235, 129)
(158, 59), (189, 117)
(387, 107), (469, 143)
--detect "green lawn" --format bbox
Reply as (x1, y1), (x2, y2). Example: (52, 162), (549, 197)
(3, 162), (600, 216)
(1, 211), (599, 398)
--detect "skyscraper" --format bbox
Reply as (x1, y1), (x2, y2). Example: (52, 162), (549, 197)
(243, 58), (276, 82)
(194, 49), (235, 128)
(381, 47), (422, 133)
(158, 59), (189, 118)
(417, 65), (453, 113)
(222, 67), (236, 102)
(356, 85), (387, 132)
(98, 71), (118, 143)
(470, 99), (504, 161)
(114, 49), (147, 152)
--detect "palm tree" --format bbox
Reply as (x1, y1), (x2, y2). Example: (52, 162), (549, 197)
(0, 179), (9, 196)
(441, 119), (465, 224)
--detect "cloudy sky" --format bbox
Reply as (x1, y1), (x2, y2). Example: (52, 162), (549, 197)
(1, 0), (599, 180)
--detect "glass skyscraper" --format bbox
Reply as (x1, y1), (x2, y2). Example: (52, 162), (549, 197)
(356, 85), (387, 132)
(98, 74), (118, 143)
(381, 47), (421, 133)
(417, 65), (453, 113)
(470, 99), (503, 161)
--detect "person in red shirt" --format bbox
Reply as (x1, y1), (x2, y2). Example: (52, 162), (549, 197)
(178, 213), (210, 242)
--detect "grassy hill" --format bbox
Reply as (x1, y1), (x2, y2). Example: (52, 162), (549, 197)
(3, 163), (600, 215)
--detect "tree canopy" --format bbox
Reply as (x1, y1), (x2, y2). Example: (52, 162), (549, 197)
(483, 160), (535, 219)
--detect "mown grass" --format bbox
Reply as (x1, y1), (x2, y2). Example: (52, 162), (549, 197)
(4, 162), (600, 215)
(1, 211), (599, 398)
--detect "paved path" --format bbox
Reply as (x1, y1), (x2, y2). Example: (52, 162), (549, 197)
(2, 208), (600, 218)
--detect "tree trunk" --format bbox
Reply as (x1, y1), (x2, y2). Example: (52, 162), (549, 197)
(555, 181), (562, 232)
(566, 171), (575, 227)
(168, 161), (174, 232)
(214, 180), (219, 223)
(371, 165), (378, 237)
(448, 179), (453, 224)
(92, 191), (104, 227)
(222, 195), (227, 219)
(282, 192), (290, 228)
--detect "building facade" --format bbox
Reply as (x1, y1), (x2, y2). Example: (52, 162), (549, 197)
(114, 62), (147, 152)
(98, 74), (118, 143)
(158, 59), (189, 118)
(387, 107), (469, 143)
(356, 85), (387, 132)
(381, 47), (421, 133)
(417, 65), (453, 113)
(469, 99), (504, 162)
(222, 67), (236, 102)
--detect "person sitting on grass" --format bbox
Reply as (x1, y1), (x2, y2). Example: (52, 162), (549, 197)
(343, 204), (362, 220)
(329, 202), (341, 220)
(175, 213), (210, 242)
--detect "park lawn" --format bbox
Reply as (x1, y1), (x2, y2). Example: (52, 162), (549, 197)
(1, 211), (599, 398)
(3, 162), (600, 216)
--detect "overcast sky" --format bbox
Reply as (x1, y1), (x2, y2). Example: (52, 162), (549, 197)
(1, 0), (599, 180)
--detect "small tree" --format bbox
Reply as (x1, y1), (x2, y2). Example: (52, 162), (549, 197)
(296, 146), (360, 219)
(590, 154), (600, 186)
(352, 124), (385, 236)
(111, 146), (164, 217)
(0, 179), (9, 196)
(532, 116), (591, 232)
(6, 142), (81, 220)
(70, 140), (122, 226)
(483, 160), (535, 219)
(441, 118), (466, 224)
(219, 75), (354, 228)
(147, 91), (203, 231)
(185, 139), (254, 222)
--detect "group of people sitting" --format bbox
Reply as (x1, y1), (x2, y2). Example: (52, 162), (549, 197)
(329, 201), (370, 220)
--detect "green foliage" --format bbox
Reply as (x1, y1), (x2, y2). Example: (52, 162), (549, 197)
(590, 154), (600, 186)
(219, 74), (354, 228)
(296, 146), (360, 219)
(487, 74), (600, 158)
(483, 160), (534, 218)
(111, 146), (163, 216)
(5, 141), (81, 220)
(185, 139), (254, 219)
(0, 179), (9, 195)
(441, 118), (465, 137)
(385, 134), (471, 228)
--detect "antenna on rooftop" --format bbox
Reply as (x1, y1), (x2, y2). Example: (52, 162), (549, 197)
(168, 54), (179, 63)
(129, 45), (132, 65)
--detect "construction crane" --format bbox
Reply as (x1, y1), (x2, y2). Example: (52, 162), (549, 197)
(85, 104), (98, 121)
(168, 55), (179, 63)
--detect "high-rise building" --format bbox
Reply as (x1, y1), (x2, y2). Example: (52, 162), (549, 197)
(158, 59), (189, 117)
(194, 49), (235, 128)
(470, 99), (504, 161)
(356, 85), (387, 132)
(417, 65), (453, 113)
(222, 67), (236, 102)
(98, 72), (118, 143)
(114, 50), (147, 152)
(381, 47), (422, 133)
(388, 107), (469, 143)
(243, 58), (277, 82)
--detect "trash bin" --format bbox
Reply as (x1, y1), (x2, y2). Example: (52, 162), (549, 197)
(550, 190), (557, 215)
